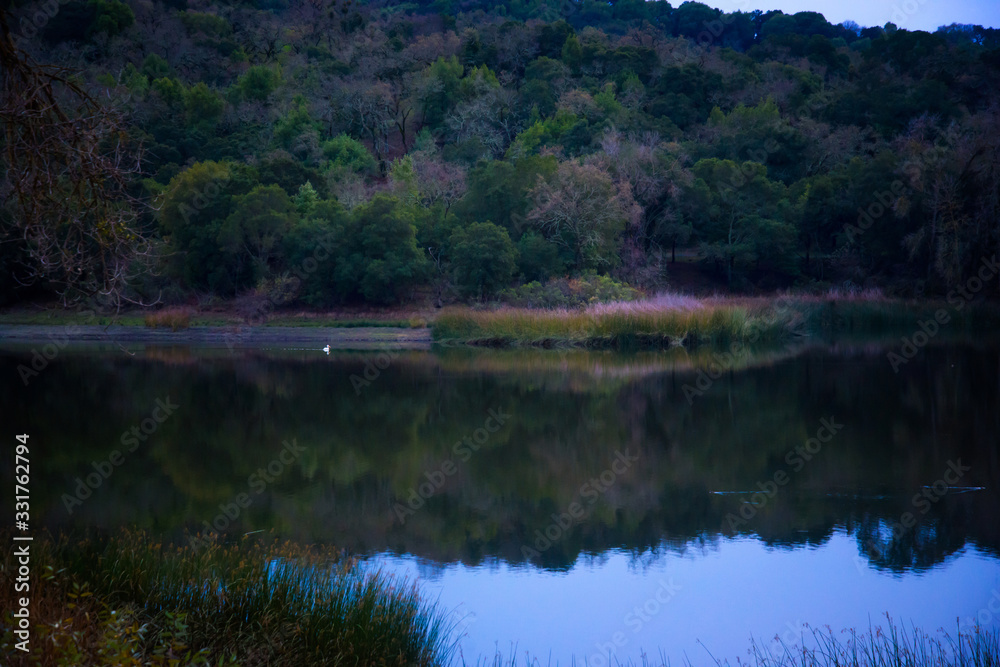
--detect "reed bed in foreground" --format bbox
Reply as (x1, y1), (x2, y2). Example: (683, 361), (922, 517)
(0, 529), (455, 666)
(467, 617), (998, 666)
(433, 293), (1000, 349)
(741, 619), (999, 667)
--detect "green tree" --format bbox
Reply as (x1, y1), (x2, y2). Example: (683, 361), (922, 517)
(151, 77), (185, 107)
(294, 182), (320, 218)
(158, 161), (257, 293)
(258, 151), (324, 197)
(458, 155), (558, 236)
(273, 97), (320, 155)
(219, 184), (297, 283)
(513, 110), (579, 154)
(336, 195), (431, 304)
(561, 34), (583, 74)
(450, 222), (518, 298)
(672, 2), (721, 38)
(141, 54), (171, 80)
(652, 214), (693, 264)
(517, 231), (566, 282)
(686, 159), (795, 287)
(237, 65), (280, 102)
(699, 99), (808, 184)
(283, 200), (348, 306)
(90, 0), (133, 37)
(419, 56), (463, 129)
(789, 174), (850, 275)
(322, 134), (377, 176)
(184, 83), (225, 131)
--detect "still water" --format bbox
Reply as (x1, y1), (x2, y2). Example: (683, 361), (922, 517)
(1, 341), (998, 663)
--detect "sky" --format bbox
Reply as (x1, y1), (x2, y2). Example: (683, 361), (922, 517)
(702, 0), (1000, 32)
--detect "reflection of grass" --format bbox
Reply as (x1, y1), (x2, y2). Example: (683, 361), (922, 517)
(0, 529), (454, 666)
(431, 343), (806, 392)
(433, 294), (1000, 349)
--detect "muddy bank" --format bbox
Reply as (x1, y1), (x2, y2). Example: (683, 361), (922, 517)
(0, 325), (432, 349)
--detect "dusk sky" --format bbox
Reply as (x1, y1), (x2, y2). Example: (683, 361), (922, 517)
(703, 0), (1000, 32)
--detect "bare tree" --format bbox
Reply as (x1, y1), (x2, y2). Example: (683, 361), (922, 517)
(527, 161), (638, 270)
(446, 86), (521, 159)
(412, 152), (467, 213)
(344, 80), (394, 169)
(0, 6), (153, 307)
(593, 128), (681, 270)
(229, 7), (284, 63)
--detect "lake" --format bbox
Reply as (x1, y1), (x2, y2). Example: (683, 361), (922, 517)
(2, 339), (998, 664)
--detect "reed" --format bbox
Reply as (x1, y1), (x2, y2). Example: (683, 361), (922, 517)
(741, 618), (1000, 667)
(0, 529), (455, 666)
(434, 297), (787, 348)
(433, 292), (1000, 349)
(466, 617), (999, 666)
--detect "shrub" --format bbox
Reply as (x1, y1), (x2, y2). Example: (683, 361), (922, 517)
(501, 275), (640, 309)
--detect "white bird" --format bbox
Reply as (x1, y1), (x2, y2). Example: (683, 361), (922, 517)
(323, 345), (330, 354)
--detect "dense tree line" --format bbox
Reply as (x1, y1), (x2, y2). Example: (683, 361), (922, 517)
(2, 0), (1000, 307)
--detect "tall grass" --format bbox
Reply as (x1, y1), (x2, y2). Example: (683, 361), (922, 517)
(465, 617), (999, 666)
(742, 618), (999, 667)
(1, 530), (456, 666)
(433, 292), (1000, 349)
(434, 297), (787, 348)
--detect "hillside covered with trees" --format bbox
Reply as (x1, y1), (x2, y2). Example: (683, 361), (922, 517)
(2, 0), (1000, 309)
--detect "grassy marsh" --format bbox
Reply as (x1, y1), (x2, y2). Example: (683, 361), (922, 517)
(433, 292), (1000, 349)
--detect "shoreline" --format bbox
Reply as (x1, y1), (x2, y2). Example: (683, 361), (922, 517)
(0, 324), (433, 349)
(4, 295), (1000, 351)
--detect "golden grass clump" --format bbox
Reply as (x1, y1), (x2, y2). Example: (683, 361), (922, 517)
(143, 307), (192, 331)
(433, 291), (1000, 349)
(433, 293), (788, 348)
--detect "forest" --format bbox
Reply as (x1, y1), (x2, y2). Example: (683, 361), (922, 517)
(2, 0), (1000, 309)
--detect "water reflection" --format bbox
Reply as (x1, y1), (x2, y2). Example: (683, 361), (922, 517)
(369, 535), (999, 663)
(0, 343), (997, 576)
